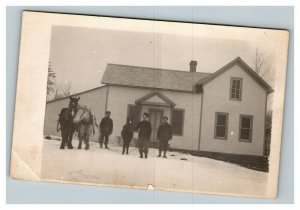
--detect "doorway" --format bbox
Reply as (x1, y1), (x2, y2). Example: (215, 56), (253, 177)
(149, 109), (163, 142)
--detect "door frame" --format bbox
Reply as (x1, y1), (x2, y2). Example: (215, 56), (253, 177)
(149, 108), (164, 141)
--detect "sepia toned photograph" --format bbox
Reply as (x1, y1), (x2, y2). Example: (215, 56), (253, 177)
(10, 11), (290, 199)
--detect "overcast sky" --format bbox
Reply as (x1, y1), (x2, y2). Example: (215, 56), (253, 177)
(49, 25), (275, 94)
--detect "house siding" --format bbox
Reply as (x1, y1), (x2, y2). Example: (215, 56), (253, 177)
(106, 85), (202, 150)
(43, 86), (108, 142)
(199, 63), (266, 156)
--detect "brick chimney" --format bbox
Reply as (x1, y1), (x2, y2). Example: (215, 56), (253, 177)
(189, 60), (197, 72)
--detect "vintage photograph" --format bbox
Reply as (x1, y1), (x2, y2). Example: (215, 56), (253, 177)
(10, 12), (289, 199)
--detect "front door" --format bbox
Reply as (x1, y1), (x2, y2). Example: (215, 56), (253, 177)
(149, 109), (163, 141)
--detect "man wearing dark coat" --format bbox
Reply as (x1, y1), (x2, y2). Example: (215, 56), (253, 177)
(99, 111), (113, 149)
(135, 113), (152, 159)
(121, 118), (134, 155)
(157, 116), (173, 158)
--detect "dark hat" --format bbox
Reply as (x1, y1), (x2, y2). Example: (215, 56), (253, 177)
(163, 116), (168, 120)
(106, 111), (111, 114)
(143, 113), (149, 117)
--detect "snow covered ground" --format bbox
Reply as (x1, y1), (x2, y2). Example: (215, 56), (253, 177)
(41, 138), (270, 198)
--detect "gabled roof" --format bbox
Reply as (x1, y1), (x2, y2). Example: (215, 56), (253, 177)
(101, 63), (211, 92)
(135, 91), (176, 108)
(195, 57), (274, 94)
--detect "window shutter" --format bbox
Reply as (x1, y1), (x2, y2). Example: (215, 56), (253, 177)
(171, 109), (184, 136)
(127, 105), (141, 127)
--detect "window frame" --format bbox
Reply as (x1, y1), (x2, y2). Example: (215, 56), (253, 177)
(230, 77), (243, 101)
(170, 108), (185, 136)
(214, 112), (229, 140)
(239, 114), (253, 143)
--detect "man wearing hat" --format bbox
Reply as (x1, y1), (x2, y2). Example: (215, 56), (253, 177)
(157, 116), (173, 158)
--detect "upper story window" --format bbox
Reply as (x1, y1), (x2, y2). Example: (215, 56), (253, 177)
(230, 77), (243, 101)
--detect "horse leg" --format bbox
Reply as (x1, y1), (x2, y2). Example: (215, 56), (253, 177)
(67, 127), (74, 149)
(68, 134), (73, 149)
(85, 126), (93, 150)
(78, 134), (82, 149)
(85, 135), (90, 150)
(60, 129), (67, 149)
(77, 125), (82, 149)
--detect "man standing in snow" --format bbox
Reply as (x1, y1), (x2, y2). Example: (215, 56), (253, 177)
(157, 116), (172, 158)
(99, 111), (113, 149)
(135, 113), (152, 159)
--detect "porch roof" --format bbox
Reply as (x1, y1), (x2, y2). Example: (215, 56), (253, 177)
(135, 91), (176, 108)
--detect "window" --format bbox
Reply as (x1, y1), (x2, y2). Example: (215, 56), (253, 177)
(127, 105), (141, 128)
(239, 115), (253, 142)
(171, 109), (184, 136)
(214, 112), (229, 139)
(230, 77), (242, 100)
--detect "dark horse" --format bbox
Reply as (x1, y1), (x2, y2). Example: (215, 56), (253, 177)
(73, 106), (95, 150)
(57, 96), (80, 149)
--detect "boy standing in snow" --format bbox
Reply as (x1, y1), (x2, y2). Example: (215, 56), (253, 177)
(121, 118), (134, 155)
(135, 113), (152, 159)
(157, 116), (172, 158)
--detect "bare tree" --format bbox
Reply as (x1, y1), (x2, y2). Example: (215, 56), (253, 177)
(252, 48), (265, 75)
(53, 84), (62, 99)
(264, 111), (272, 157)
(53, 82), (72, 99)
(60, 82), (72, 96)
(47, 62), (56, 96)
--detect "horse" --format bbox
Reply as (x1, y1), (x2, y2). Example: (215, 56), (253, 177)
(57, 96), (80, 149)
(73, 106), (95, 150)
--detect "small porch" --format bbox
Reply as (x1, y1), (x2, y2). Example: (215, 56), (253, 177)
(126, 90), (177, 144)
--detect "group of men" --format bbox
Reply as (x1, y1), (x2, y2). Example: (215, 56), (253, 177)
(97, 111), (173, 158)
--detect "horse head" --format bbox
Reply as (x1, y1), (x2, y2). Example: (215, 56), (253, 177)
(68, 96), (80, 118)
(73, 106), (91, 124)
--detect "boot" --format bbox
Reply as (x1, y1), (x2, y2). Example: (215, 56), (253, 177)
(145, 153), (148, 159)
(68, 141), (73, 149)
(105, 145), (109, 149)
(60, 141), (65, 149)
(157, 151), (161, 157)
(122, 147), (125, 154)
(85, 144), (90, 150)
(163, 151), (167, 158)
(126, 148), (129, 155)
(140, 153), (143, 158)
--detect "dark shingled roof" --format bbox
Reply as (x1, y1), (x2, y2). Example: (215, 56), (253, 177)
(101, 63), (211, 92)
